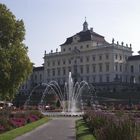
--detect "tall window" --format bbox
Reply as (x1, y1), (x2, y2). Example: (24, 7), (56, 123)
(80, 65), (83, 74)
(125, 55), (128, 61)
(86, 65), (89, 73)
(120, 64), (122, 72)
(47, 69), (50, 76)
(130, 65), (134, 73)
(125, 64), (127, 72)
(125, 75), (128, 83)
(52, 68), (55, 76)
(63, 60), (65, 65)
(47, 62), (50, 67)
(93, 64), (96, 72)
(80, 57), (83, 63)
(106, 75), (110, 82)
(57, 60), (60, 65)
(74, 59), (77, 64)
(130, 76), (135, 83)
(93, 76), (96, 83)
(106, 63), (109, 72)
(63, 78), (65, 84)
(69, 59), (71, 64)
(99, 75), (102, 82)
(57, 68), (60, 76)
(74, 66), (77, 74)
(52, 61), (55, 66)
(106, 54), (109, 60)
(115, 54), (118, 60)
(86, 76), (89, 82)
(47, 79), (50, 83)
(115, 63), (118, 71)
(120, 75), (122, 82)
(63, 67), (66, 75)
(120, 55), (122, 60)
(115, 74), (118, 80)
(40, 74), (42, 81)
(138, 76), (140, 83)
(68, 66), (71, 72)
(86, 56), (89, 62)
(92, 55), (96, 61)
(99, 55), (102, 60)
(99, 63), (102, 72)
(34, 75), (37, 80)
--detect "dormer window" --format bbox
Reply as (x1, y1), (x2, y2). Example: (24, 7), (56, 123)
(73, 35), (80, 43)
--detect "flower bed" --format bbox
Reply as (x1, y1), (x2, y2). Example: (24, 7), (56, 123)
(0, 110), (44, 133)
(83, 110), (139, 140)
(10, 118), (26, 128)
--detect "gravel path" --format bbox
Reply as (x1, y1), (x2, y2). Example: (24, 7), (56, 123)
(15, 117), (78, 140)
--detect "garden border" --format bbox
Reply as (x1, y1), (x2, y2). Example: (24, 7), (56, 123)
(0, 117), (49, 140)
(76, 119), (96, 140)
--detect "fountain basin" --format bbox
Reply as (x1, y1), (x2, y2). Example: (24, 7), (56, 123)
(41, 111), (84, 117)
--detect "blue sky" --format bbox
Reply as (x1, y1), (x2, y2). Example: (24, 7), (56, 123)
(1, 0), (140, 66)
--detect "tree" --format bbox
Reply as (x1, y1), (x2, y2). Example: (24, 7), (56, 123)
(56, 100), (61, 108)
(0, 4), (32, 100)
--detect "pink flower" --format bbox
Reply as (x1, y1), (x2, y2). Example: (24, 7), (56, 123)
(10, 118), (26, 127)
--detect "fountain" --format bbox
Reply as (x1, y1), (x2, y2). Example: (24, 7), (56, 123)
(25, 72), (95, 116)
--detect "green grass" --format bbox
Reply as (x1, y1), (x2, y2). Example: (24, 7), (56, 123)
(76, 119), (96, 140)
(0, 117), (49, 140)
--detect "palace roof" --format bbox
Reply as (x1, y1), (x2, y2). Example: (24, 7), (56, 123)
(33, 66), (44, 71)
(128, 55), (140, 61)
(61, 29), (107, 46)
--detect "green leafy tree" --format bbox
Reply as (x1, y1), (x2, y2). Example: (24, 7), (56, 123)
(0, 4), (32, 100)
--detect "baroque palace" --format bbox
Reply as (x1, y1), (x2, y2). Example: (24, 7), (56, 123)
(20, 20), (140, 94)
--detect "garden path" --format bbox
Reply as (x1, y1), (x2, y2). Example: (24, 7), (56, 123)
(15, 117), (78, 140)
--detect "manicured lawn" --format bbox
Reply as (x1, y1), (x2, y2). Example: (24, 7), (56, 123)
(0, 117), (49, 140)
(76, 119), (96, 140)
